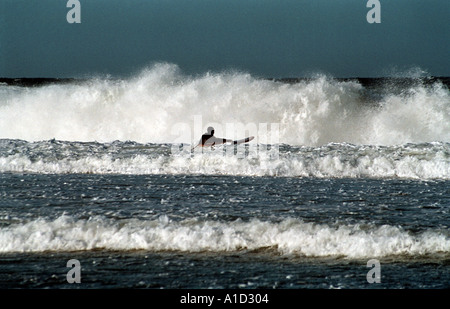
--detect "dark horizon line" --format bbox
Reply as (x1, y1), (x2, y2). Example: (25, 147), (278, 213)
(1, 76), (449, 88)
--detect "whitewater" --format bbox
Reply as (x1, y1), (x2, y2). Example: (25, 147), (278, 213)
(1, 63), (449, 145)
(1, 63), (449, 180)
(0, 140), (448, 179)
(1, 214), (448, 258)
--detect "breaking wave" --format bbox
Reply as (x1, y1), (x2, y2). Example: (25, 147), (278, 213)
(1, 215), (448, 259)
(1, 63), (449, 146)
(0, 140), (448, 179)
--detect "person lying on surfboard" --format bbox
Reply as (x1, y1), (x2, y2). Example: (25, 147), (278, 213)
(192, 126), (255, 150)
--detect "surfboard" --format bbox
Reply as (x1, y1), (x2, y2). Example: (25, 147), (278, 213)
(232, 136), (254, 145)
(191, 136), (254, 150)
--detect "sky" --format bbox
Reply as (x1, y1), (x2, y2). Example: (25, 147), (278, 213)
(1, 0), (449, 78)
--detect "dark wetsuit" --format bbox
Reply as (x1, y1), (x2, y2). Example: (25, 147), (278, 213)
(199, 134), (230, 147)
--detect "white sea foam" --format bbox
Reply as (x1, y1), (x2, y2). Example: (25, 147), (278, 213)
(0, 63), (448, 146)
(0, 141), (448, 179)
(0, 215), (448, 258)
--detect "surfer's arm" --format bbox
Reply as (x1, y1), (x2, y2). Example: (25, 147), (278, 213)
(194, 136), (231, 148)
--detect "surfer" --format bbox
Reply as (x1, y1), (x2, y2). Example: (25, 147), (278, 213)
(197, 126), (232, 148)
(191, 126), (254, 151)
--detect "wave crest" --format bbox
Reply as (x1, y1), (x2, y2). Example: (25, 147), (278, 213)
(1, 64), (449, 145)
(1, 215), (448, 259)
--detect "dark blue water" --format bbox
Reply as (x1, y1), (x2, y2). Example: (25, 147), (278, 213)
(1, 173), (449, 289)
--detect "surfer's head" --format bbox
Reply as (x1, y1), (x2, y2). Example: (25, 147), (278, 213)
(207, 126), (214, 135)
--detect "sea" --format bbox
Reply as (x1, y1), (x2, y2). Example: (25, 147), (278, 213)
(0, 64), (449, 292)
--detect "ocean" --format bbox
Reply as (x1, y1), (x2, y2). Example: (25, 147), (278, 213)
(0, 64), (449, 291)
